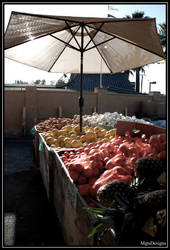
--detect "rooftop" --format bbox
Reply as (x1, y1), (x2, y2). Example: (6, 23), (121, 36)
(68, 73), (137, 94)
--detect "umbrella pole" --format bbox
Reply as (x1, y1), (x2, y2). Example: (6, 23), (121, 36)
(79, 23), (84, 133)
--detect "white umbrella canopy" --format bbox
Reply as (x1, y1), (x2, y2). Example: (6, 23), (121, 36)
(4, 11), (165, 130)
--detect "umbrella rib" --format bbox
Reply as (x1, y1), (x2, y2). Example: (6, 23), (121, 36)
(48, 26), (81, 72)
(5, 24), (80, 50)
(86, 24), (164, 59)
(84, 37), (115, 51)
(83, 22), (104, 51)
(84, 26), (113, 73)
(50, 34), (80, 52)
(65, 21), (81, 49)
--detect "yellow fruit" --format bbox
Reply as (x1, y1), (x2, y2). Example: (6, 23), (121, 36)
(71, 140), (83, 148)
(58, 129), (68, 136)
(93, 127), (101, 133)
(84, 132), (97, 143)
(73, 125), (80, 132)
(62, 125), (73, 132)
(42, 132), (50, 139)
(50, 144), (58, 148)
(107, 129), (116, 137)
(57, 135), (65, 142)
(96, 129), (107, 138)
(83, 126), (90, 132)
(86, 127), (94, 133)
(50, 129), (59, 137)
(54, 141), (60, 147)
(80, 135), (87, 143)
(64, 142), (72, 148)
(46, 137), (56, 145)
(64, 137), (73, 144)
(59, 141), (65, 147)
(70, 133), (77, 139)
(105, 131), (111, 138)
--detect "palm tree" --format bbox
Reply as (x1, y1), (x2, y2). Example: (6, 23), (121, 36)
(124, 11), (150, 92)
(158, 23), (166, 55)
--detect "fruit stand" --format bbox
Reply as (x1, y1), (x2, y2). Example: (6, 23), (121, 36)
(34, 114), (167, 246)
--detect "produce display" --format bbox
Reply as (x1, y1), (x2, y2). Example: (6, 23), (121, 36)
(35, 114), (167, 245)
(60, 132), (166, 205)
(85, 181), (166, 244)
(35, 117), (79, 132)
(79, 133), (167, 244)
(74, 112), (151, 129)
(41, 124), (116, 149)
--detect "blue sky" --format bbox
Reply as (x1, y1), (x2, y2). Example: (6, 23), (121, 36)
(4, 3), (167, 94)
(108, 4), (166, 25)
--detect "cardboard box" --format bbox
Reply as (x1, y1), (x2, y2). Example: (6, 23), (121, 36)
(116, 120), (166, 138)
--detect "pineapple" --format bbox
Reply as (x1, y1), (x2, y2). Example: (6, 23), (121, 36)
(142, 216), (157, 237)
(133, 158), (166, 192)
(111, 189), (167, 243)
(86, 188), (167, 245)
(135, 191), (167, 240)
(86, 166), (167, 245)
(96, 180), (135, 208)
(134, 157), (165, 179)
(155, 209), (167, 242)
(134, 189), (167, 215)
(156, 209), (166, 228)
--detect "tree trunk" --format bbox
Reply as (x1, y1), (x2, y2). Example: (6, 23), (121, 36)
(135, 68), (140, 92)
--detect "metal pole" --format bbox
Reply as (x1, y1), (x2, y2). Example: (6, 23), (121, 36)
(135, 68), (140, 92)
(100, 56), (103, 88)
(100, 74), (103, 88)
(79, 23), (84, 132)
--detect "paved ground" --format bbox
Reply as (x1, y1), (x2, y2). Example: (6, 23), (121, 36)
(3, 136), (66, 247)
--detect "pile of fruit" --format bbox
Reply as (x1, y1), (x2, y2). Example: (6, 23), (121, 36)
(41, 124), (116, 149)
(60, 132), (166, 244)
(60, 132), (166, 206)
(74, 112), (151, 129)
(35, 117), (79, 133)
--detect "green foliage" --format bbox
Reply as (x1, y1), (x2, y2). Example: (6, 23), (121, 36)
(158, 23), (166, 54)
(124, 11), (150, 92)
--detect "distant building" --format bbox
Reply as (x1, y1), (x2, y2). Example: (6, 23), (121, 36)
(67, 73), (137, 94)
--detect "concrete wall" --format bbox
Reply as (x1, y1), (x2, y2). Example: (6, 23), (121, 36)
(4, 86), (166, 136)
(36, 89), (97, 120)
(4, 90), (25, 135)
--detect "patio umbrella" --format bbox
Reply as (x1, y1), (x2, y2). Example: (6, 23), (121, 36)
(4, 11), (165, 131)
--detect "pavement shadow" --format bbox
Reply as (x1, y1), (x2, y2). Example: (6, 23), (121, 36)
(3, 136), (66, 247)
